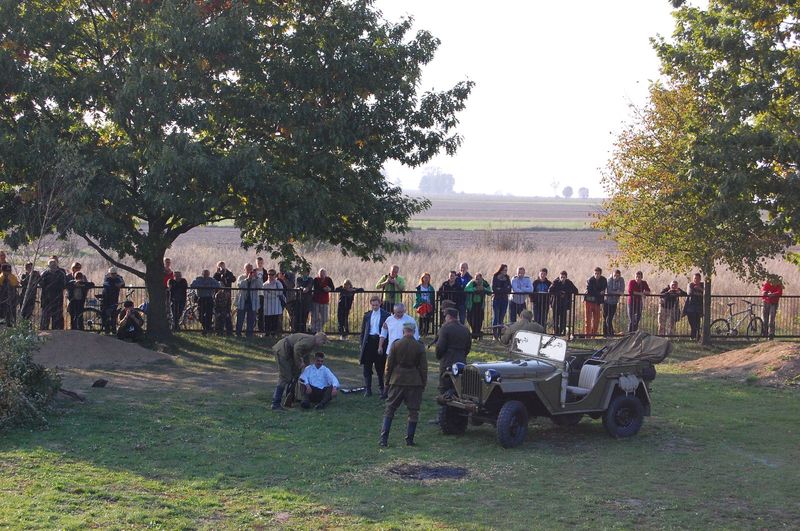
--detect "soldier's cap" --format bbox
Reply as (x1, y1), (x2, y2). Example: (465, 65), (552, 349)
(402, 321), (417, 331)
(520, 309), (533, 320)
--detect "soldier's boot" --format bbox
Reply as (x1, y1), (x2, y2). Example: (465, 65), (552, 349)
(271, 385), (285, 411)
(379, 416), (392, 447)
(364, 375), (372, 397)
(405, 421), (418, 446)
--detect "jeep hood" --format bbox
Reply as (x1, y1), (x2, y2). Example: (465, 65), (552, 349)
(600, 331), (672, 364)
(471, 359), (559, 378)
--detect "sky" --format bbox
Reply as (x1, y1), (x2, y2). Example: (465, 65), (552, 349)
(374, 0), (682, 197)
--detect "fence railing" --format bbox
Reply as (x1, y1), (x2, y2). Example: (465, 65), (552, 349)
(2, 286), (798, 339)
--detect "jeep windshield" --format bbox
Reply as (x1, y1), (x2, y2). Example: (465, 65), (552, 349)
(510, 331), (568, 365)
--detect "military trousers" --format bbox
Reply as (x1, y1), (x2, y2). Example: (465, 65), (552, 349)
(383, 385), (424, 422)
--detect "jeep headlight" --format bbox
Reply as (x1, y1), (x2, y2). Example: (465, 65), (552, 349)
(484, 369), (499, 383)
(451, 362), (465, 376)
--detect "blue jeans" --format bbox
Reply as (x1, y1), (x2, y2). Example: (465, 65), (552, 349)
(236, 306), (257, 336)
(492, 297), (509, 338)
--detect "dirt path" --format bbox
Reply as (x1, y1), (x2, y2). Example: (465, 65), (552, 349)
(681, 341), (800, 387)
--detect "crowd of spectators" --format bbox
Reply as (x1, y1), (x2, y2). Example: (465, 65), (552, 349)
(0, 251), (787, 340)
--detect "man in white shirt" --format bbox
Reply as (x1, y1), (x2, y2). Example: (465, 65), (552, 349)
(509, 266), (533, 324)
(299, 352), (340, 410)
(378, 303), (419, 357)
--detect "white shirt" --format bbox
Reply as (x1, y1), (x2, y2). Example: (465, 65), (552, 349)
(380, 314), (419, 354)
(299, 364), (340, 389)
(369, 309), (382, 335)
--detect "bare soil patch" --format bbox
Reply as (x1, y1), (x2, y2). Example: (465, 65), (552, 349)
(35, 330), (173, 370)
(682, 342), (800, 387)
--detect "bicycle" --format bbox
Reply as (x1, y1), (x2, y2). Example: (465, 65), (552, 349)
(709, 300), (764, 338)
(177, 289), (199, 329)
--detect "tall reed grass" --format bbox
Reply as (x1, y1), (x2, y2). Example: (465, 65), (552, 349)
(56, 230), (796, 295)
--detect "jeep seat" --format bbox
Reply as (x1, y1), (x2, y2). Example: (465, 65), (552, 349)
(566, 363), (603, 397)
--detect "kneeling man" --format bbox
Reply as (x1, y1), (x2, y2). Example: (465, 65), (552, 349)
(299, 352), (340, 410)
(117, 301), (144, 342)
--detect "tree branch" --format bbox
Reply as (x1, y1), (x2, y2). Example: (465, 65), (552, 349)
(80, 234), (145, 280)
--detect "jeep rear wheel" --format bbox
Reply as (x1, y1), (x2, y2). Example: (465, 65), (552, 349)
(602, 395), (644, 438)
(496, 400), (528, 448)
(551, 413), (583, 427)
(439, 405), (468, 435)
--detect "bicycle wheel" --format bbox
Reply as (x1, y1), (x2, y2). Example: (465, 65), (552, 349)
(180, 307), (197, 329)
(746, 317), (764, 338)
(80, 308), (103, 332)
(710, 318), (730, 337)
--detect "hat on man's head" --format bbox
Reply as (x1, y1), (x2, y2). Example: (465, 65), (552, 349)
(108, 267), (118, 274)
(402, 321), (417, 331)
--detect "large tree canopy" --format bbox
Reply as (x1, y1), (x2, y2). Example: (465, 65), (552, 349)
(597, 0), (800, 342)
(597, 82), (789, 282)
(655, 0), (800, 247)
(0, 0), (472, 337)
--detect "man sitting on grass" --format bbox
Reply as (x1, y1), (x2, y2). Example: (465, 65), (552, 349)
(299, 352), (339, 410)
(117, 301), (144, 342)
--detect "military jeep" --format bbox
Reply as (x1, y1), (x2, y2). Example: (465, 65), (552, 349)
(437, 331), (671, 448)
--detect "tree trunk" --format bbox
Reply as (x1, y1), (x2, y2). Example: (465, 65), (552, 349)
(145, 258), (171, 341)
(701, 275), (712, 346)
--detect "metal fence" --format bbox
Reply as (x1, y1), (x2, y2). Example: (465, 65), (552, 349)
(3, 286), (799, 340)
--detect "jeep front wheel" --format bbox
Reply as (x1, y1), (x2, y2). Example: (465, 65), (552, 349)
(602, 395), (644, 438)
(439, 405), (468, 435)
(496, 400), (529, 448)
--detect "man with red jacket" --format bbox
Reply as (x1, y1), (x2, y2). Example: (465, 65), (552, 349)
(311, 268), (334, 333)
(761, 275), (783, 339)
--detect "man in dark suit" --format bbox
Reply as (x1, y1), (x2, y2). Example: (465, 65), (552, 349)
(359, 294), (391, 397)
(435, 308), (472, 396)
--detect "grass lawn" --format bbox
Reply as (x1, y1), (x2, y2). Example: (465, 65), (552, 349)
(1, 335), (798, 529)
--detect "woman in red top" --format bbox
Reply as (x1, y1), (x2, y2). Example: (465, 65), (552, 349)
(626, 271), (650, 332)
(761, 275), (783, 338)
(311, 268), (335, 333)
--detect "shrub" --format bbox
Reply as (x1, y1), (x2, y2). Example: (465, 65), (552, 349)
(0, 324), (61, 430)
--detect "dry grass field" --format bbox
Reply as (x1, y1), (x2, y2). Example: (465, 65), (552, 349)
(12, 195), (797, 294)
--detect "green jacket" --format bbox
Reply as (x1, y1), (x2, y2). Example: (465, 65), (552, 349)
(273, 333), (318, 368)
(464, 279), (492, 311)
(376, 274), (406, 304)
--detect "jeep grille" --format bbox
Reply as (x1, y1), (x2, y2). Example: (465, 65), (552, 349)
(461, 366), (482, 399)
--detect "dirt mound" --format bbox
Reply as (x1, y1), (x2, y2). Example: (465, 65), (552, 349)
(682, 342), (800, 387)
(34, 330), (172, 369)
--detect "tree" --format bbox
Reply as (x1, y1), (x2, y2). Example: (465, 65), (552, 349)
(0, 1), (473, 338)
(595, 82), (790, 344)
(655, 0), (800, 251)
(561, 186), (573, 199)
(418, 168), (455, 194)
(578, 187), (589, 199)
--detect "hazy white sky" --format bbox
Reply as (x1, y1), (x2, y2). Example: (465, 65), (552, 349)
(374, 0), (681, 197)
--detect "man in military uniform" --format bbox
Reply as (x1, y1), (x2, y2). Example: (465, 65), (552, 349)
(379, 322), (427, 447)
(499, 309), (544, 347)
(271, 332), (327, 410)
(435, 308), (472, 396)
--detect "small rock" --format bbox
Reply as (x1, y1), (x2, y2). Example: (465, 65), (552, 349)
(92, 379), (108, 388)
